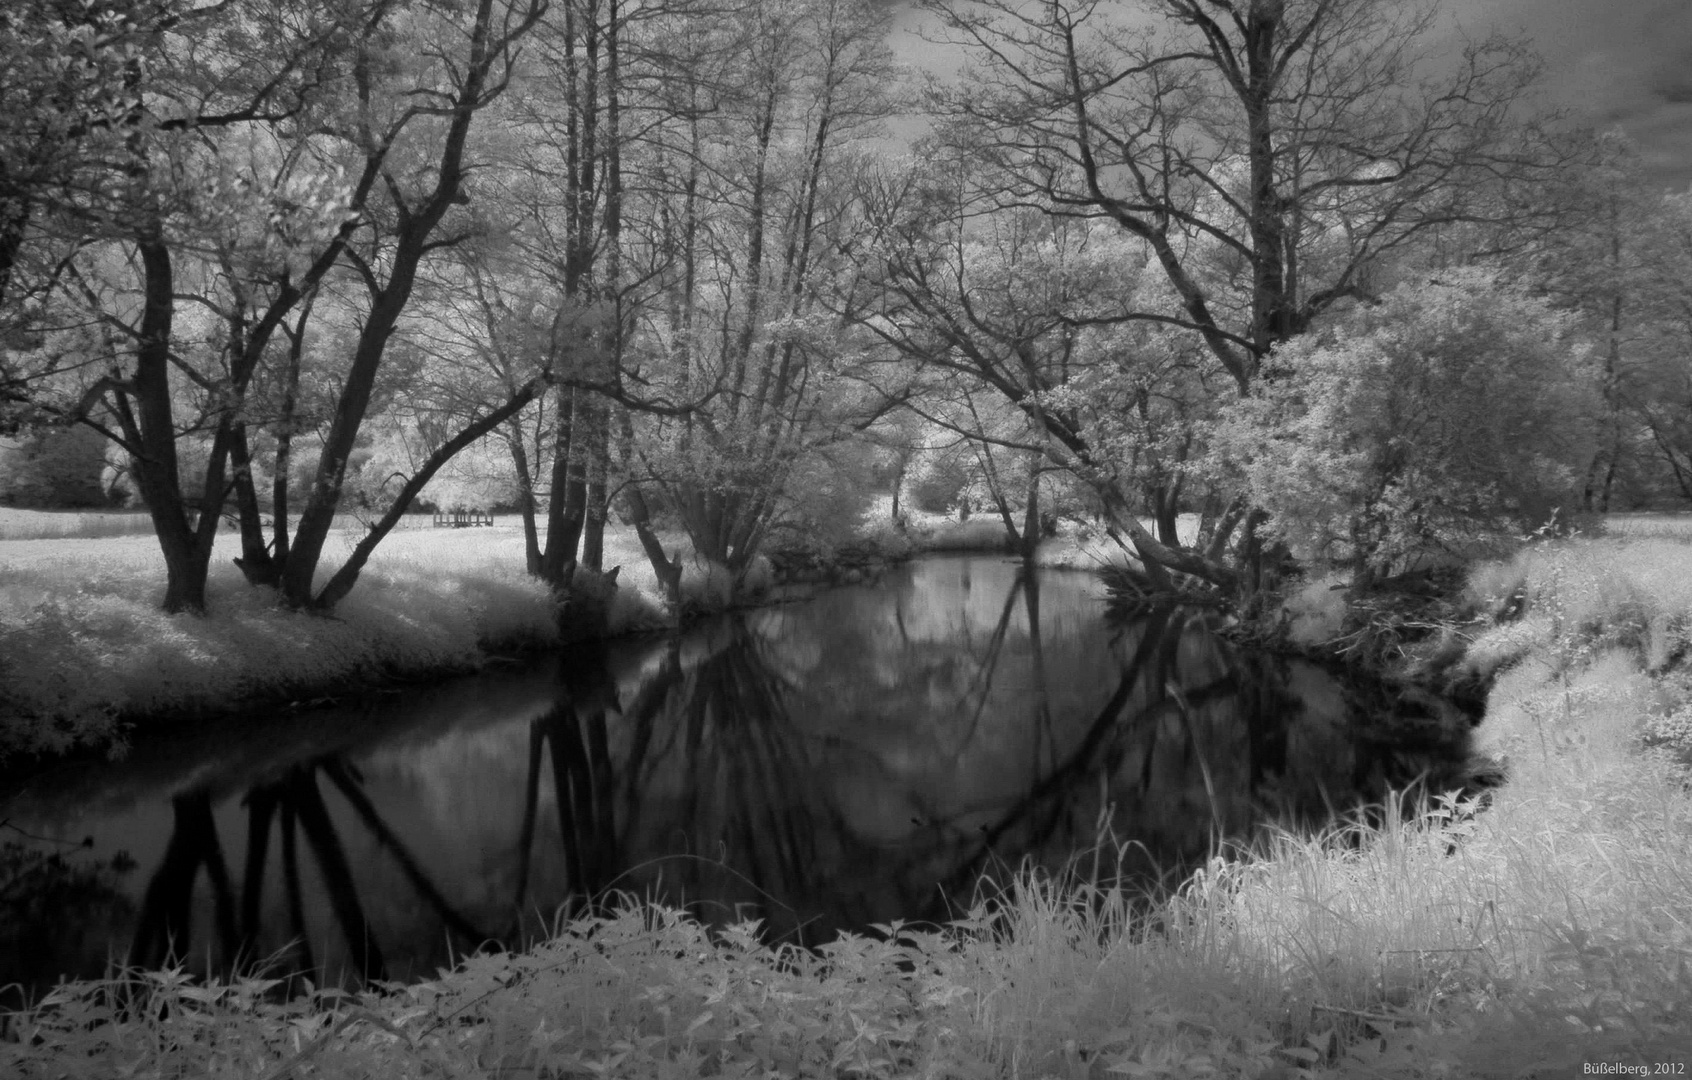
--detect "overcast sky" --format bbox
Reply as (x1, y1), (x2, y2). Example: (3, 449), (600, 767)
(886, 0), (1692, 189)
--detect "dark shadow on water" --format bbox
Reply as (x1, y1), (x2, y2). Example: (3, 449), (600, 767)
(0, 556), (1479, 1003)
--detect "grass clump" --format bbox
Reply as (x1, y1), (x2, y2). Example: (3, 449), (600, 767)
(1, 912), (988, 1079)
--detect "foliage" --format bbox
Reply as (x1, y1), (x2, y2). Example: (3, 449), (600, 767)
(903, 440), (974, 516)
(619, 0), (899, 594)
(1213, 272), (1595, 581)
(1627, 188), (1692, 504)
(767, 439), (887, 553)
(2, 0), (552, 613)
(849, 191), (1231, 577)
(1643, 698), (1692, 762)
(0, 424), (107, 507)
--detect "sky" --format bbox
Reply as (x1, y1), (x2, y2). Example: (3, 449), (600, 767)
(885, 0), (1692, 189)
(1461, 0), (1692, 186)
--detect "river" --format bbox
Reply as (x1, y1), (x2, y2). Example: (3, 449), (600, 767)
(0, 555), (1478, 1004)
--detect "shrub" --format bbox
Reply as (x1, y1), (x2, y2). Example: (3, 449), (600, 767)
(0, 425), (109, 508)
(1213, 270), (1596, 582)
(905, 444), (975, 515)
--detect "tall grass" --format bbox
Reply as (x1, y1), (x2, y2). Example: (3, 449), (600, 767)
(10, 768), (1682, 1078)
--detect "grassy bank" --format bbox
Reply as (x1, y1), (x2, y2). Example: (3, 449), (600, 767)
(0, 522), (670, 759)
(6, 535), (1690, 1077)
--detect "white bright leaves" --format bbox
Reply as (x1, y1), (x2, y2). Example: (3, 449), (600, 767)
(1212, 269), (1596, 576)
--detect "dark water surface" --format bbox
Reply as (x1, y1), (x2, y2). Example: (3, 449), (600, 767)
(0, 556), (1475, 1002)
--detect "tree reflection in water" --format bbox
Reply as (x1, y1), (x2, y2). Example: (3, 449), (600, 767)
(0, 557), (1477, 997)
(514, 641), (637, 919)
(124, 761), (498, 990)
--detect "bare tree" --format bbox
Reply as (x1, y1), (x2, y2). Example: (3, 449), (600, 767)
(905, 0), (1563, 589)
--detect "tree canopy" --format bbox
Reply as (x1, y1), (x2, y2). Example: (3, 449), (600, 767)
(3, 0), (1688, 616)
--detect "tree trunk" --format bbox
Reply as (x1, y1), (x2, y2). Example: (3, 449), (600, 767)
(229, 427), (280, 587)
(1243, 2), (1291, 358)
(1020, 466), (1040, 562)
(583, 409), (607, 572)
(620, 484), (682, 613)
(506, 418), (544, 576)
(280, 285), (413, 607)
(1152, 485), (1181, 548)
(890, 449), (908, 524)
(271, 306), (308, 569)
(540, 385), (587, 585)
(126, 239), (213, 613)
(590, 0), (623, 577)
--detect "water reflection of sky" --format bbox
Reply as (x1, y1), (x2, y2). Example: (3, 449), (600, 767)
(0, 556), (1476, 1003)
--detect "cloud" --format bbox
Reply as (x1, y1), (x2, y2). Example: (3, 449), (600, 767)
(1459, 0), (1692, 185)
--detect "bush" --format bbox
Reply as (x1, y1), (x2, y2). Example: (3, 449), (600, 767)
(905, 444), (975, 515)
(1213, 270), (1596, 581)
(0, 425), (109, 508)
(764, 440), (884, 552)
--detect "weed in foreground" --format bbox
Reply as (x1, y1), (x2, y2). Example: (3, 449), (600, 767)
(4, 747), (1687, 1078)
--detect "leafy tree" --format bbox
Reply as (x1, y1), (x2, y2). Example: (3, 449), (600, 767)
(488, 0), (631, 586)
(844, 176), (1235, 577)
(618, 0), (899, 605)
(1513, 135), (1669, 511)
(1626, 186), (1692, 505)
(915, 0), (1564, 590)
(0, 423), (107, 507)
(248, 0), (550, 611)
(0, 0), (157, 358)
(12, 0), (548, 612)
(1210, 271), (1595, 587)
(8, 0), (377, 611)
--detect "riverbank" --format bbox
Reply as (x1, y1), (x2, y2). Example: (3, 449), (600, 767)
(0, 524), (675, 760)
(0, 505), (1129, 761)
(0, 512), (957, 760)
(5, 534), (1690, 1077)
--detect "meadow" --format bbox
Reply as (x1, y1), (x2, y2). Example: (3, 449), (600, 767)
(3, 521), (1690, 1076)
(1593, 512), (1692, 540)
(0, 507), (160, 541)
